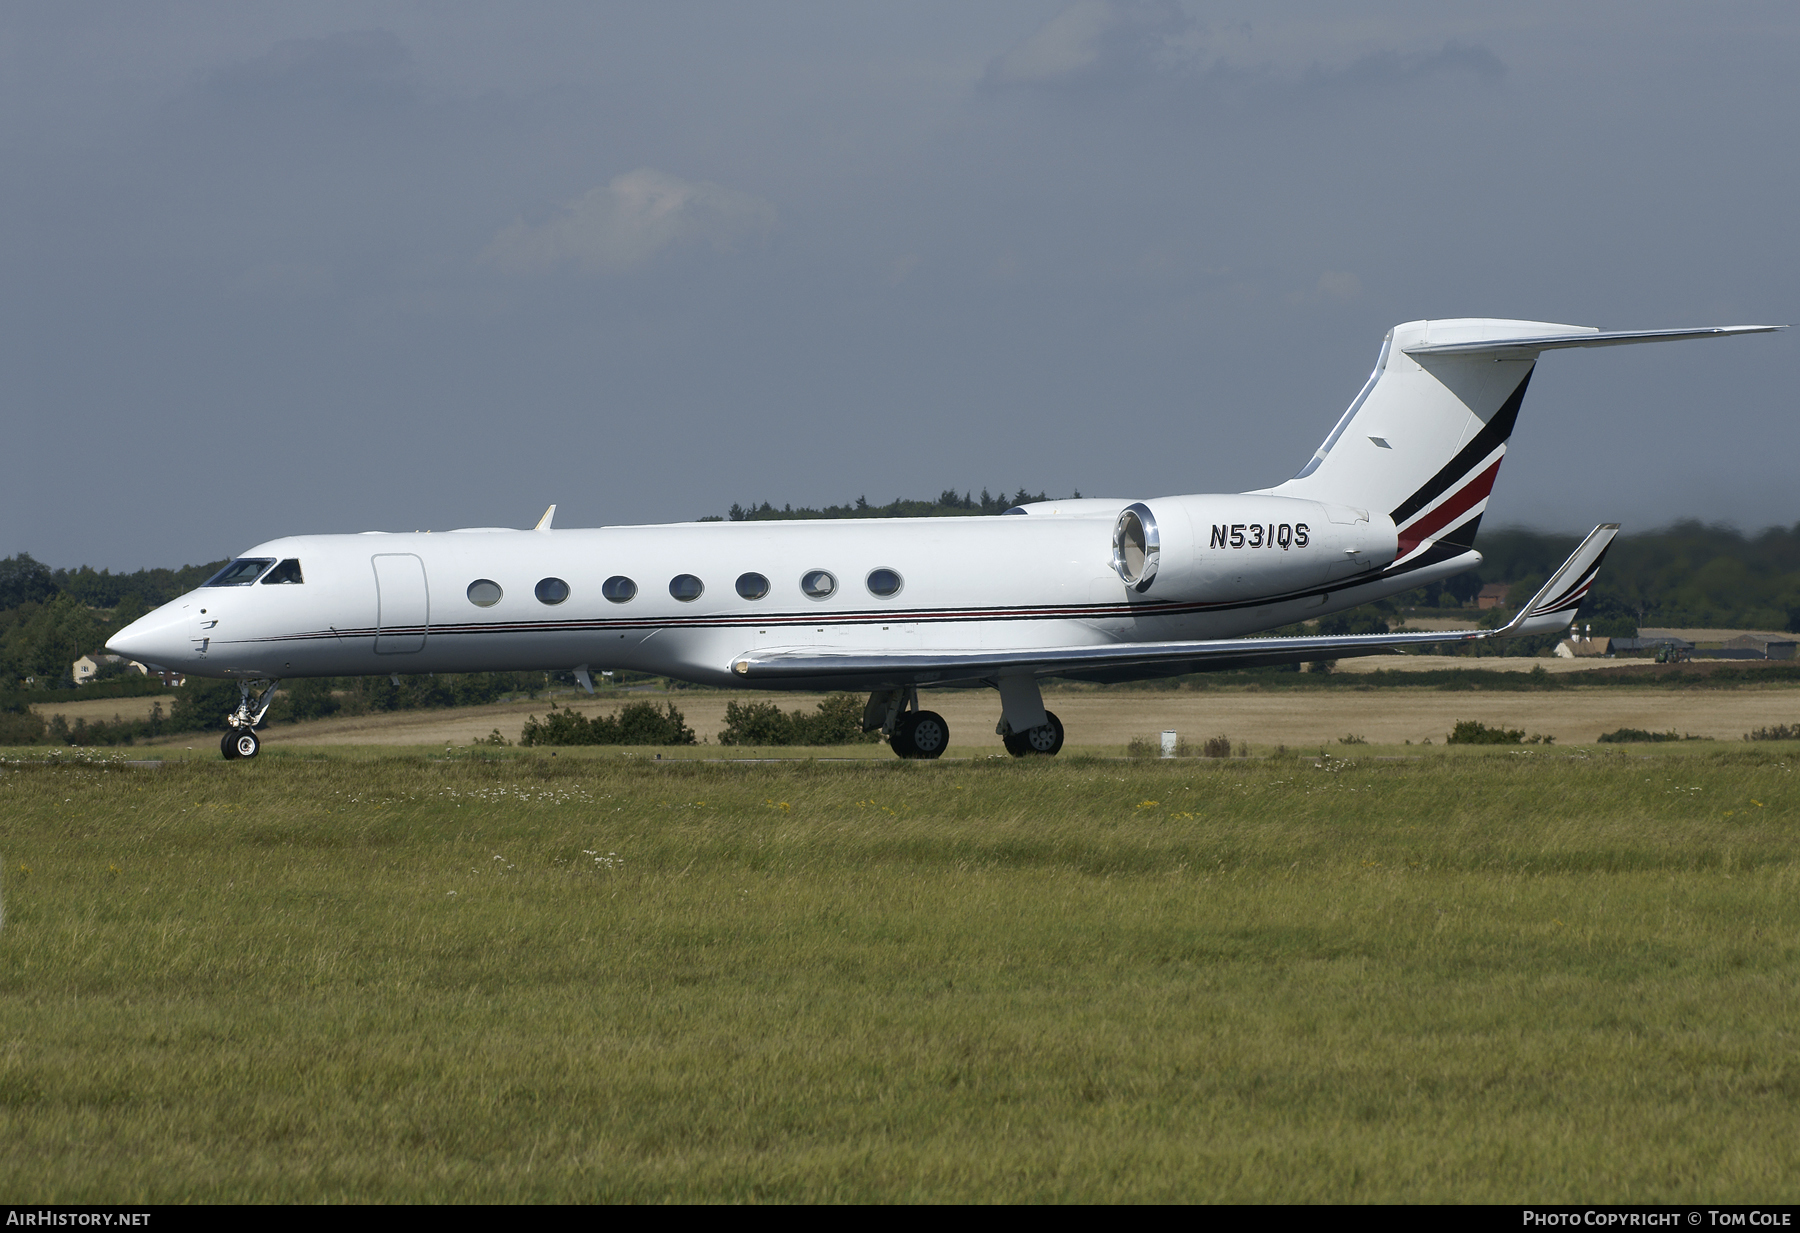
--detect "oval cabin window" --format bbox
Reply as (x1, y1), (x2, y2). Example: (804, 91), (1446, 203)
(866, 568), (903, 598)
(535, 577), (571, 605)
(602, 576), (637, 603)
(467, 579), (503, 607)
(670, 574), (704, 602)
(735, 572), (770, 600)
(801, 570), (837, 599)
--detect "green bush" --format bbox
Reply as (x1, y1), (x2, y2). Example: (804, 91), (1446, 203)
(1446, 721), (1553, 746)
(519, 701), (696, 747)
(1744, 724), (1800, 742)
(1597, 728), (1708, 744)
(718, 694), (880, 746)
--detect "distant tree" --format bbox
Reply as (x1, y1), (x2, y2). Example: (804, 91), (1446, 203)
(1443, 572), (1484, 606)
(0, 554), (55, 609)
(169, 678), (241, 731)
(1, 594), (108, 687)
(1317, 611), (1389, 636)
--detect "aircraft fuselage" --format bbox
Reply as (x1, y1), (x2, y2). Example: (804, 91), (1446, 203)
(109, 494), (1437, 689)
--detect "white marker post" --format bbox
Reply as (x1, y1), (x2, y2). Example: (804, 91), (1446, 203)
(1161, 731), (1178, 759)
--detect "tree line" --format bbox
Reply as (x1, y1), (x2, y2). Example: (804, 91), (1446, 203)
(722, 488), (1064, 522)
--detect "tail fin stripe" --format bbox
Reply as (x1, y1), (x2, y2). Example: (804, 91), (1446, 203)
(1387, 370), (1532, 525)
(1394, 454), (1504, 559)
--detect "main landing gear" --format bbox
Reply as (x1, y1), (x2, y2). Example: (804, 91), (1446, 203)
(860, 677), (1068, 759)
(862, 687), (950, 759)
(891, 709), (951, 759)
(995, 673), (1064, 758)
(1001, 711), (1064, 757)
(220, 679), (280, 760)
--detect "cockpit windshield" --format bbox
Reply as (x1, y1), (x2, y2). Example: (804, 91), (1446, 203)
(204, 558), (276, 587)
(261, 559), (304, 585)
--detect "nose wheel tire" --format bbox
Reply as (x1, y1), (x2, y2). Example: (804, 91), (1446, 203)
(890, 710), (950, 760)
(221, 729), (260, 760)
(1002, 710), (1065, 757)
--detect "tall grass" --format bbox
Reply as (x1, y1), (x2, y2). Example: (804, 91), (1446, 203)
(0, 749), (1796, 1201)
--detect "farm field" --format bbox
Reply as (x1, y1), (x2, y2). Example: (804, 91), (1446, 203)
(1, 747), (1797, 1201)
(106, 677), (1800, 755)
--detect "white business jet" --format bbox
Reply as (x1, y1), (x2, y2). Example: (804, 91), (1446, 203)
(109, 318), (1779, 760)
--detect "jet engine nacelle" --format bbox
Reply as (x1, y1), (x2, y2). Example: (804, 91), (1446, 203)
(1110, 494), (1398, 603)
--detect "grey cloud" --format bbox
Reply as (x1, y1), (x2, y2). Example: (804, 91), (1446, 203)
(1303, 41), (1505, 94)
(482, 169), (777, 276)
(198, 29), (412, 114)
(982, 4), (1502, 108)
(982, 0), (1198, 92)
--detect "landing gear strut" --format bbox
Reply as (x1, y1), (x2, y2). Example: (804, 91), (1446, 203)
(221, 679), (279, 760)
(995, 673), (1065, 757)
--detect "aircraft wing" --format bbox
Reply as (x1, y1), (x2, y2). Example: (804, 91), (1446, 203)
(730, 524), (1618, 687)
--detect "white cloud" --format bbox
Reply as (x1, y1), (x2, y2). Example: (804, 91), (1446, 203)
(481, 168), (775, 276)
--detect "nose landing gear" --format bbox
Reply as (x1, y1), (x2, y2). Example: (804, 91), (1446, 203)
(221, 679), (280, 760)
(221, 729), (260, 759)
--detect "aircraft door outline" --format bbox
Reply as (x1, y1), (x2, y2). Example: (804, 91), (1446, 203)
(373, 553), (429, 654)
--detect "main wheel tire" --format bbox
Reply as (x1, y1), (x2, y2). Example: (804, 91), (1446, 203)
(231, 729), (260, 760)
(889, 710), (950, 759)
(1002, 710), (1065, 757)
(220, 731), (240, 760)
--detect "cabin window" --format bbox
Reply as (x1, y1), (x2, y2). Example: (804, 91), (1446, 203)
(261, 559), (304, 585)
(204, 558), (275, 587)
(670, 574), (704, 602)
(801, 570), (837, 600)
(735, 572), (770, 600)
(466, 579), (503, 607)
(535, 577), (571, 605)
(602, 576), (637, 603)
(866, 568), (903, 598)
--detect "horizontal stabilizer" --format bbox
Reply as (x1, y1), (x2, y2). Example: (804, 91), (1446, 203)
(1405, 325), (1783, 358)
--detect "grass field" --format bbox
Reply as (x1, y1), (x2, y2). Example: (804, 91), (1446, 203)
(2, 746), (1798, 1201)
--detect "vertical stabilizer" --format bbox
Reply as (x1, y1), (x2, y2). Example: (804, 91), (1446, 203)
(1269, 318), (1584, 567)
(1267, 318), (1781, 570)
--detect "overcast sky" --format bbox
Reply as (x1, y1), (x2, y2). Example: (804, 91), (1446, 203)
(4, 2), (1795, 570)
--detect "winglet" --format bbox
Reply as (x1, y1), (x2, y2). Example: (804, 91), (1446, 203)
(1499, 523), (1620, 637)
(535, 504), (556, 532)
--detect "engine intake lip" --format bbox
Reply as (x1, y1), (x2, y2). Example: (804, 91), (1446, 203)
(1111, 503), (1161, 592)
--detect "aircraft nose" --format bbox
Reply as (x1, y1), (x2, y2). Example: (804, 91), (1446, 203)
(106, 606), (198, 668)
